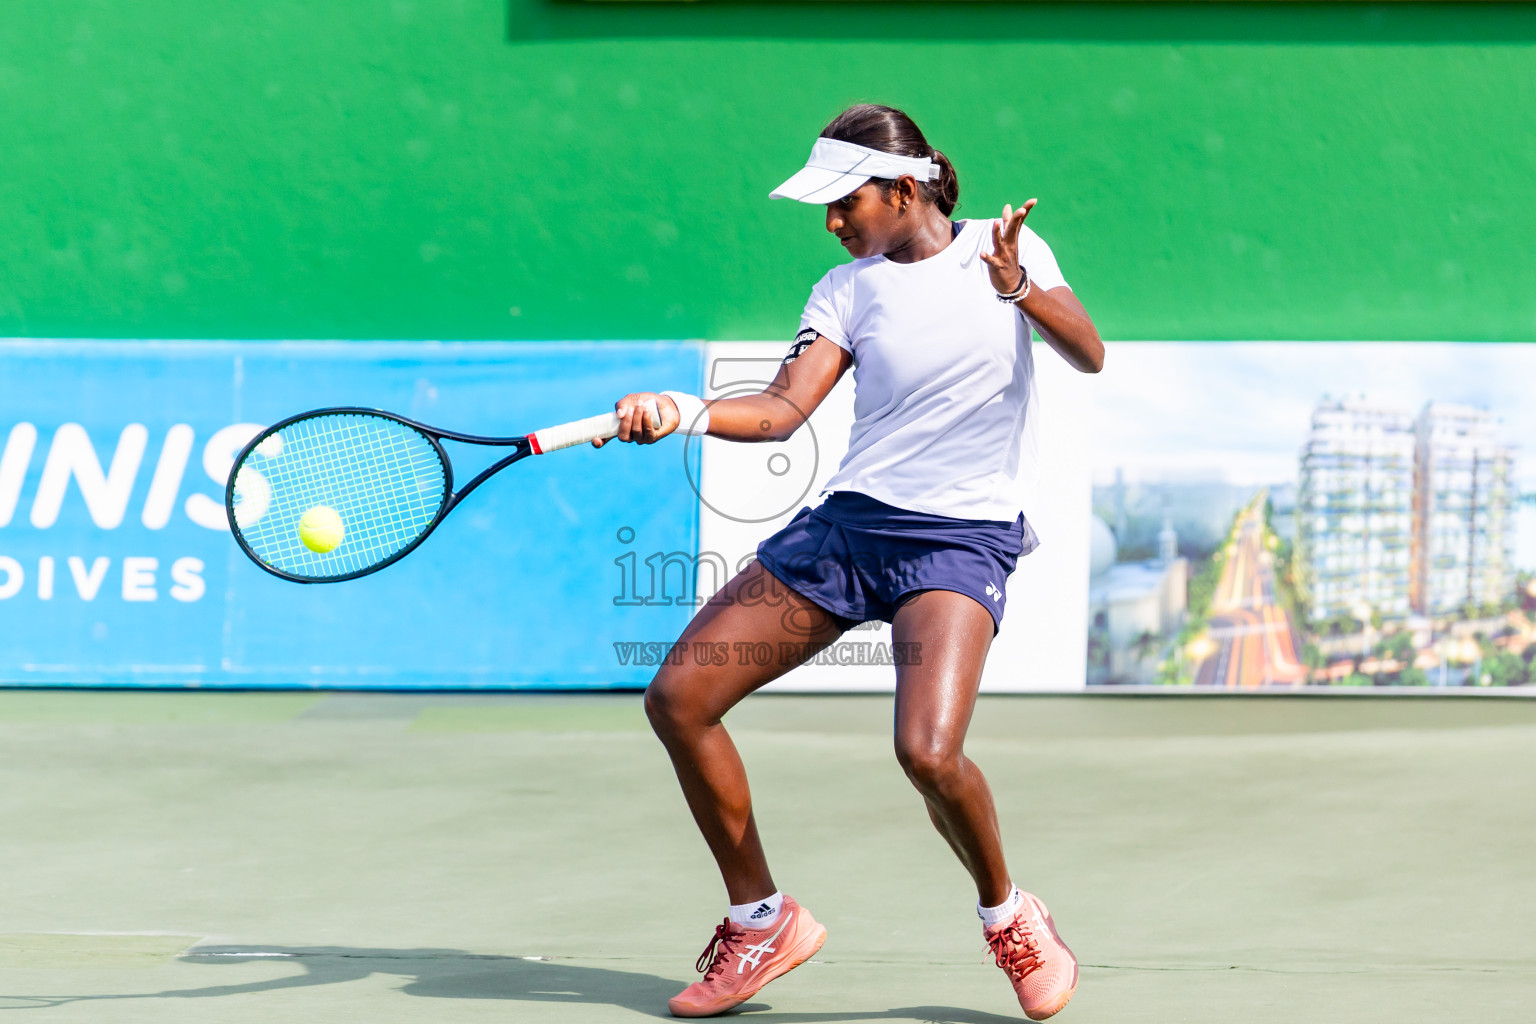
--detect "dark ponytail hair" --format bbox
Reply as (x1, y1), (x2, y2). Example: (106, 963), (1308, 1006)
(820, 104), (960, 216)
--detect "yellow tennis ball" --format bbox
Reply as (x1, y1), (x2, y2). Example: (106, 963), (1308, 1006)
(299, 505), (345, 554)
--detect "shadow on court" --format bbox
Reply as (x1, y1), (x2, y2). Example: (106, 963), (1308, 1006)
(0, 946), (1020, 1024)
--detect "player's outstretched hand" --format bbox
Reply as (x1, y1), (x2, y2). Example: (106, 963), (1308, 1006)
(981, 198), (1038, 296)
(593, 393), (676, 447)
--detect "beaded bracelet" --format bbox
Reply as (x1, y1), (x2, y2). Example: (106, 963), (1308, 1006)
(995, 267), (1031, 304)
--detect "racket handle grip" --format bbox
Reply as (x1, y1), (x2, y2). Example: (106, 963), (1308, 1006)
(528, 400), (660, 455)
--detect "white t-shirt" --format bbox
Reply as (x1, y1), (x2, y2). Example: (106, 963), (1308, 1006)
(797, 219), (1069, 522)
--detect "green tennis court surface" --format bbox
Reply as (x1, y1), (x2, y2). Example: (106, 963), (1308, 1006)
(0, 691), (1531, 1022)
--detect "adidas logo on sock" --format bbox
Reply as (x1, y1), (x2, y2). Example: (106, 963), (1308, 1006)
(749, 902), (774, 920)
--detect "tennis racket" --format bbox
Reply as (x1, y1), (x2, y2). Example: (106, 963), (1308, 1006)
(224, 402), (657, 583)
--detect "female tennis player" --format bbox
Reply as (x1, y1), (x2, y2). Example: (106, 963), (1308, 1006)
(597, 104), (1104, 1020)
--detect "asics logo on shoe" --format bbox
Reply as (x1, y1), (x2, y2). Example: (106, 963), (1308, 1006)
(749, 903), (774, 921)
(736, 912), (794, 974)
(986, 583), (1002, 602)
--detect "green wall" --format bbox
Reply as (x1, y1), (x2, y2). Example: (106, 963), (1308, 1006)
(2, 2), (1534, 342)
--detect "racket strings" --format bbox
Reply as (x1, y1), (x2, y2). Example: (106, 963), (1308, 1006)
(233, 414), (448, 579)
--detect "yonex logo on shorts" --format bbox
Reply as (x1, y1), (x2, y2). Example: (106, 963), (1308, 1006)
(986, 583), (1002, 602)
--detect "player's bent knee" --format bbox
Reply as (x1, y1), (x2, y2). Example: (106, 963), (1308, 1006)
(643, 680), (680, 735)
(644, 672), (713, 737)
(894, 737), (963, 793)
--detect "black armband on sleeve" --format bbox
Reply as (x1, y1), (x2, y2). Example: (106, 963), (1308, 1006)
(784, 328), (819, 365)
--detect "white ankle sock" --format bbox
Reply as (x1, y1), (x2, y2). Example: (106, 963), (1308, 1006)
(729, 892), (784, 930)
(977, 886), (1024, 928)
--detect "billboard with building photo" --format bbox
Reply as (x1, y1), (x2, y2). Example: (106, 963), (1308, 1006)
(1088, 343), (1534, 690)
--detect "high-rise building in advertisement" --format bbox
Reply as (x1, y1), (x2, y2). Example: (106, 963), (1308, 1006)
(1411, 404), (1516, 616)
(1297, 398), (1415, 622)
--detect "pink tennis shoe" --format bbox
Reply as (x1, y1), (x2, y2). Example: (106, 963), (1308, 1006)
(668, 895), (827, 1017)
(984, 891), (1078, 1020)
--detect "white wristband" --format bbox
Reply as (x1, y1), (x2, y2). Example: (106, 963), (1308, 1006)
(662, 391), (710, 437)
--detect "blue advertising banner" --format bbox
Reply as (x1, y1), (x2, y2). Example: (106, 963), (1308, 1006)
(0, 341), (704, 688)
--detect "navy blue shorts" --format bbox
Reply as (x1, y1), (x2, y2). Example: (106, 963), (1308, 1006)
(754, 491), (1038, 634)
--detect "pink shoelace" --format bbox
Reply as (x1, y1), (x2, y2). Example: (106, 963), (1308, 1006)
(987, 920), (1045, 982)
(694, 918), (744, 981)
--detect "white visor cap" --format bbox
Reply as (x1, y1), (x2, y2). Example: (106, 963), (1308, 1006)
(770, 137), (941, 204)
